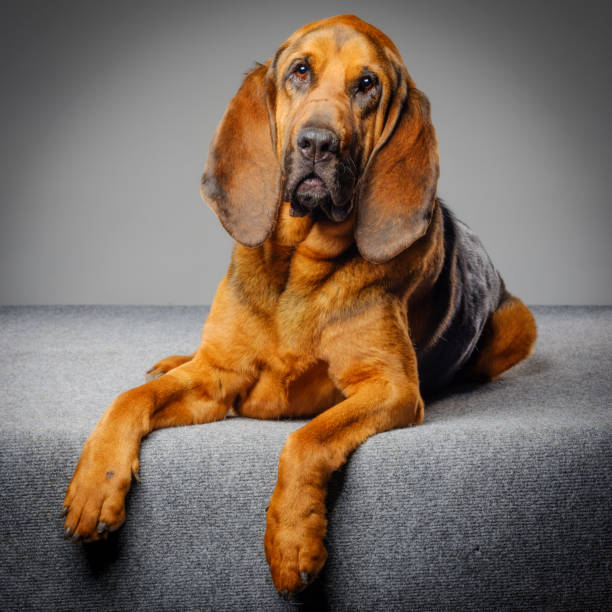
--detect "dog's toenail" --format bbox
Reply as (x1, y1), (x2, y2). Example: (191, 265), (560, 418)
(300, 571), (309, 585)
(97, 522), (107, 535)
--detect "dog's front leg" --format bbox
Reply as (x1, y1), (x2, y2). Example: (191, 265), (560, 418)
(265, 306), (424, 596)
(63, 357), (247, 542)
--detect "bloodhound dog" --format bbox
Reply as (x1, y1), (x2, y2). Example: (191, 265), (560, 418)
(63, 14), (537, 597)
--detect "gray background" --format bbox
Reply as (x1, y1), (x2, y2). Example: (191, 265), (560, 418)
(1, 0), (610, 305)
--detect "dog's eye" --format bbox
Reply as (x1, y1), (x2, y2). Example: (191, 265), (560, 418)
(294, 63), (309, 80)
(357, 75), (376, 93)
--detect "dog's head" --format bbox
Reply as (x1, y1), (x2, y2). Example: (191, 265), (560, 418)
(201, 15), (439, 263)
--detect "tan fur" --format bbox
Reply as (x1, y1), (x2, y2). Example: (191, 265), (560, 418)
(468, 293), (537, 382)
(63, 15), (536, 597)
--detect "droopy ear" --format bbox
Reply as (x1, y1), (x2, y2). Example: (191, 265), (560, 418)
(355, 84), (440, 263)
(200, 63), (281, 247)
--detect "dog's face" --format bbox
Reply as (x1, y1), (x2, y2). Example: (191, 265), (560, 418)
(202, 15), (440, 263)
(273, 20), (401, 223)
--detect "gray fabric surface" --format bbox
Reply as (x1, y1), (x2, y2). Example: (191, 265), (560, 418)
(0, 305), (610, 610)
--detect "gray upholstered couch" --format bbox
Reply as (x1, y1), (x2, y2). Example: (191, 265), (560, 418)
(1, 305), (610, 610)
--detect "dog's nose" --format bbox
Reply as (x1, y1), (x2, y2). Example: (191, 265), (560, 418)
(297, 127), (339, 163)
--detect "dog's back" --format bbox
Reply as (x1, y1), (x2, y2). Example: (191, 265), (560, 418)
(416, 204), (503, 392)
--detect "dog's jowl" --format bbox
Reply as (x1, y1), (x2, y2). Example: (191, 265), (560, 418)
(63, 15), (536, 597)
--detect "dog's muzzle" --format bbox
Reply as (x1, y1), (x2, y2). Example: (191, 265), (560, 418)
(283, 126), (355, 223)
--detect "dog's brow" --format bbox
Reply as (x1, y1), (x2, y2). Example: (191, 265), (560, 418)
(276, 27), (357, 75)
(331, 24), (361, 48)
(271, 43), (289, 82)
(273, 36), (314, 80)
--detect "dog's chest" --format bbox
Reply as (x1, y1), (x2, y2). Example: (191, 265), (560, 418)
(225, 241), (397, 384)
(237, 260), (347, 360)
(271, 282), (329, 362)
(271, 255), (374, 354)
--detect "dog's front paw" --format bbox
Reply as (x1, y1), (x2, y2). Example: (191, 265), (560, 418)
(62, 434), (139, 542)
(264, 491), (328, 597)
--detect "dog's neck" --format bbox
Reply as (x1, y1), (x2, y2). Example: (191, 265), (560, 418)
(269, 202), (356, 260)
(229, 201), (446, 325)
